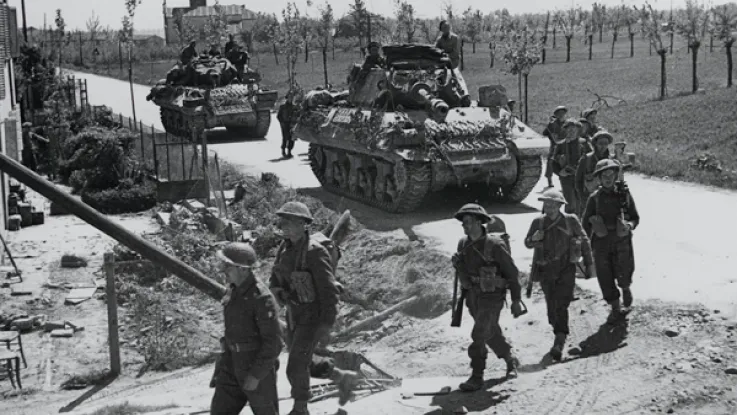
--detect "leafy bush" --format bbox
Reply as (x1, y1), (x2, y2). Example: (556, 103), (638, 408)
(82, 178), (157, 214)
(59, 127), (139, 189)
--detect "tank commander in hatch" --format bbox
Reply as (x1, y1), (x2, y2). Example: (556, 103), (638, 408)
(361, 41), (385, 70)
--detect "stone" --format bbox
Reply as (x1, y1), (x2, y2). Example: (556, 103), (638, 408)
(725, 368), (737, 375)
(50, 328), (74, 338)
(43, 320), (66, 332)
(11, 317), (34, 331)
(665, 329), (680, 337)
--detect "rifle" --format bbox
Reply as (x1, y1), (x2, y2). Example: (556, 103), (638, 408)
(451, 273), (466, 327)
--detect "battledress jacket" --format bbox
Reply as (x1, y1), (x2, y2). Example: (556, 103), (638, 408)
(222, 278), (283, 382)
(269, 237), (340, 327)
(524, 213), (594, 269)
(435, 33), (461, 69)
(581, 186), (641, 238)
(575, 150), (611, 197)
(455, 234), (522, 302)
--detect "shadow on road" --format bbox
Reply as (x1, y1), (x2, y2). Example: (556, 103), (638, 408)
(572, 319), (629, 360)
(298, 186), (539, 233)
(517, 353), (556, 374)
(425, 377), (511, 414)
(204, 129), (268, 145)
(58, 373), (118, 413)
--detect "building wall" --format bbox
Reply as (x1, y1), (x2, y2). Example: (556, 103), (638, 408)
(164, 15), (256, 47)
(0, 0), (20, 231)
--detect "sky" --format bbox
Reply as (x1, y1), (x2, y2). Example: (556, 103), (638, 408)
(7, 0), (733, 32)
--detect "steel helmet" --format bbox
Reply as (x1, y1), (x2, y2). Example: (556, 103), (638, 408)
(454, 203), (492, 223)
(538, 188), (568, 204)
(553, 105), (568, 115)
(216, 242), (258, 268)
(593, 158), (621, 176)
(591, 130), (613, 145)
(276, 201), (314, 223)
(581, 108), (598, 119)
(486, 215), (507, 233)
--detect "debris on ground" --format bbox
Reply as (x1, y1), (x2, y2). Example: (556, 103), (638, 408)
(60, 254), (88, 268)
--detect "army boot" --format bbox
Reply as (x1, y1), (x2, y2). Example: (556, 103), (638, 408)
(288, 400), (309, 415)
(622, 287), (633, 308)
(607, 299), (623, 324)
(504, 354), (519, 379)
(459, 366), (484, 392)
(331, 368), (360, 406)
(550, 333), (567, 362)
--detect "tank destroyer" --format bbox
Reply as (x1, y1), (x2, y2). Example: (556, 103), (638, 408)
(146, 55), (278, 139)
(292, 44), (549, 213)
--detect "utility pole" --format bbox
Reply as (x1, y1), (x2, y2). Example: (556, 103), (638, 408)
(20, 0), (28, 42)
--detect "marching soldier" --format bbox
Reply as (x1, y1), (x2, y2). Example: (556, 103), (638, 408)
(210, 242), (282, 415)
(452, 204), (523, 392)
(269, 202), (341, 415)
(524, 189), (594, 361)
(551, 119), (588, 215)
(581, 159), (640, 324)
(575, 130), (613, 215)
(277, 93), (298, 158)
(542, 106), (568, 188)
(580, 108), (601, 139)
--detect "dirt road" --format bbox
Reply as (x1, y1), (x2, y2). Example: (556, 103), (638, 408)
(76, 70), (737, 321)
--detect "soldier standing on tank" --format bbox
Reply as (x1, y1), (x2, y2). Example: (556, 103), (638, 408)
(180, 41), (197, 66)
(277, 94), (297, 158)
(525, 189), (595, 361)
(575, 130), (613, 216)
(542, 106), (568, 188)
(210, 242), (282, 415)
(224, 34), (237, 55)
(269, 202), (340, 415)
(435, 20), (470, 105)
(361, 41), (385, 70)
(551, 119), (588, 215)
(227, 44), (248, 81)
(452, 203), (523, 392)
(581, 159), (640, 324)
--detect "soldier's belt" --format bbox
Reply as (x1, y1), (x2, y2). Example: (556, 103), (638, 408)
(226, 341), (260, 352)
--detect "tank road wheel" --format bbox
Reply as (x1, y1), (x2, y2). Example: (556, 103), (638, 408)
(492, 154), (543, 204)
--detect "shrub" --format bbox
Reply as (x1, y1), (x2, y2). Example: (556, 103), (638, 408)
(82, 178), (157, 214)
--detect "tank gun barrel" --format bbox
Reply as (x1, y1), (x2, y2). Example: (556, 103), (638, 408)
(410, 83), (449, 123)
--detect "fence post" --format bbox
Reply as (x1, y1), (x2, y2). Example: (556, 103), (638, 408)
(201, 130), (211, 206)
(139, 121), (145, 160)
(165, 131), (171, 180)
(119, 113), (123, 126)
(104, 252), (121, 376)
(151, 124), (158, 180)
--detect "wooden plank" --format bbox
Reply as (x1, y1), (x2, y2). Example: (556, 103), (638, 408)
(105, 253), (121, 375)
(64, 287), (97, 305)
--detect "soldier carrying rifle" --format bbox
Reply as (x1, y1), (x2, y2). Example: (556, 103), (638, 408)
(451, 203), (524, 392)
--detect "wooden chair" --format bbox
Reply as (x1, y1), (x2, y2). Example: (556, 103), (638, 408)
(0, 349), (21, 389)
(0, 330), (27, 368)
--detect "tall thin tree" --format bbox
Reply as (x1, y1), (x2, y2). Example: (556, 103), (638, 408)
(711, 4), (737, 87)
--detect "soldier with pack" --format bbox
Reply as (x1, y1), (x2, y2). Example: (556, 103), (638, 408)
(451, 203), (524, 392)
(277, 93), (298, 158)
(269, 202), (341, 415)
(580, 108), (601, 140)
(551, 119), (588, 215)
(210, 242), (282, 415)
(581, 159), (640, 324)
(542, 106), (568, 188)
(575, 130), (613, 215)
(525, 189), (594, 361)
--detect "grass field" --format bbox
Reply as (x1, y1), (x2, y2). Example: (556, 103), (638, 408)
(70, 33), (737, 189)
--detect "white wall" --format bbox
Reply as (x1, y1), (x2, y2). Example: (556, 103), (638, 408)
(0, 58), (21, 231)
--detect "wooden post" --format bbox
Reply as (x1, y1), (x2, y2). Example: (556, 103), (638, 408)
(201, 130), (211, 207)
(214, 153), (227, 219)
(139, 121), (145, 159)
(151, 125), (159, 179)
(104, 253), (121, 375)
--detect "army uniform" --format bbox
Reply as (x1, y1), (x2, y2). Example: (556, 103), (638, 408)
(180, 43), (197, 65)
(452, 204), (521, 391)
(575, 131), (613, 215)
(525, 189), (593, 360)
(210, 244), (282, 415)
(581, 159), (640, 322)
(551, 120), (588, 215)
(542, 106), (568, 187)
(277, 100), (297, 158)
(269, 202), (340, 414)
(435, 31), (470, 102)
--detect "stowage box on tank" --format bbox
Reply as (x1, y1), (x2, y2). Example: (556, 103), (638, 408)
(291, 44), (549, 213)
(146, 55), (278, 139)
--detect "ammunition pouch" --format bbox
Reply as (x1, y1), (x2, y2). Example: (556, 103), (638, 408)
(589, 215), (608, 238)
(569, 237), (583, 264)
(289, 270), (316, 303)
(616, 218), (631, 237)
(475, 264), (507, 293)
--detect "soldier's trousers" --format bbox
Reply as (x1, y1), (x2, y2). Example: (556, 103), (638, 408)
(592, 234), (635, 303)
(280, 122), (294, 153)
(545, 143), (555, 180)
(285, 324), (321, 402)
(559, 175), (578, 215)
(210, 350), (279, 415)
(465, 288), (512, 372)
(540, 261), (577, 336)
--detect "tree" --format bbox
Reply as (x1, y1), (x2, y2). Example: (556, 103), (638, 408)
(394, 0), (416, 43)
(462, 8), (483, 53)
(315, 1), (334, 87)
(675, 0), (710, 92)
(249, 12), (280, 64)
(551, 10), (563, 48)
(556, 7), (579, 62)
(541, 11), (551, 62)
(712, 3), (737, 86)
(349, 0), (368, 55)
(298, 16), (316, 63)
(203, 0), (228, 51)
(592, 3), (607, 43)
(581, 10), (594, 59)
(172, 9), (198, 46)
(609, 5), (624, 59)
(501, 26), (542, 123)
(622, 6), (639, 57)
(418, 19), (435, 42)
(637, 2), (668, 99)
(483, 12), (503, 68)
(86, 12), (101, 43)
(278, 3), (304, 90)
(121, 0), (142, 124)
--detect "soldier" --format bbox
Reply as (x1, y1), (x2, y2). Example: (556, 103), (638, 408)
(452, 203), (523, 392)
(580, 108), (600, 139)
(269, 202), (341, 415)
(180, 41), (197, 66)
(361, 41), (385, 70)
(224, 33), (237, 55)
(277, 93), (297, 158)
(581, 159), (640, 324)
(226, 44), (249, 81)
(21, 122), (38, 172)
(209, 44), (221, 57)
(551, 119), (588, 215)
(542, 106), (568, 188)
(210, 242), (282, 415)
(524, 189), (595, 361)
(435, 20), (470, 105)
(575, 130), (613, 215)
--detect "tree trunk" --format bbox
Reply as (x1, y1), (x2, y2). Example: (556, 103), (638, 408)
(566, 36), (572, 63)
(669, 32), (673, 54)
(629, 33), (635, 57)
(649, 42), (652, 56)
(460, 39), (464, 70)
(517, 71), (522, 114)
(691, 43), (699, 92)
(659, 50), (667, 100)
(553, 28), (557, 48)
(472, 42), (476, 53)
(78, 32), (84, 67)
(542, 48), (546, 64)
(727, 40), (734, 87)
(322, 46), (328, 87)
(523, 73), (529, 124)
(332, 38), (335, 60)
(709, 35), (713, 53)
(588, 35), (593, 60)
(272, 43), (279, 65)
(489, 45), (495, 68)
(304, 42), (309, 63)
(611, 33), (617, 59)
(599, 27), (603, 43)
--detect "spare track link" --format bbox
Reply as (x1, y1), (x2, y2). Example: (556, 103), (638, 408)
(308, 144), (431, 213)
(496, 154), (543, 203)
